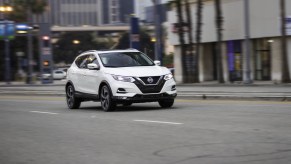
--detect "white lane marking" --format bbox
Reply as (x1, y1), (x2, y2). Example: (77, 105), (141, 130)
(91, 115), (96, 118)
(133, 120), (183, 125)
(30, 111), (59, 115)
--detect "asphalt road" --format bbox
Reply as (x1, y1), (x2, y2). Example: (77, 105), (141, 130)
(0, 95), (291, 164)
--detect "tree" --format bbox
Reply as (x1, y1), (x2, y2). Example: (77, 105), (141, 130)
(280, 0), (290, 83)
(175, 0), (188, 83)
(9, 0), (48, 22)
(214, 0), (224, 83)
(53, 32), (110, 64)
(184, 0), (196, 83)
(194, 0), (203, 83)
(7, 0), (48, 83)
(115, 30), (155, 60)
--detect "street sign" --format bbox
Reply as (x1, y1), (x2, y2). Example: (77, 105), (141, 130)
(0, 20), (15, 40)
(42, 47), (51, 55)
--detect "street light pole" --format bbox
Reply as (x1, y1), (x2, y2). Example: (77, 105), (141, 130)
(0, 6), (13, 84)
(26, 8), (34, 84)
(4, 20), (11, 84)
(152, 0), (162, 64)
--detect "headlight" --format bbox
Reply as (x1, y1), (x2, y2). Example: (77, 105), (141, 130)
(164, 73), (173, 80)
(112, 75), (135, 83)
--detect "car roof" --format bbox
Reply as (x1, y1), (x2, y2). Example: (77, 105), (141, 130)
(80, 49), (139, 55)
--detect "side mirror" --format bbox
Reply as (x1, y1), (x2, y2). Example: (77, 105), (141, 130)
(154, 60), (161, 66)
(87, 63), (100, 70)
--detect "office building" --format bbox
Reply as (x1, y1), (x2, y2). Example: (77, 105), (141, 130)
(168, 0), (291, 83)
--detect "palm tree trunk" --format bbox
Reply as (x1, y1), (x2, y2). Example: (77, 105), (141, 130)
(194, 0), (203, 83)
(185, 0), (196, 83)
(214, 0), (224, 83)
(280, 0), (290, 83)
(176, 0), (188, 83)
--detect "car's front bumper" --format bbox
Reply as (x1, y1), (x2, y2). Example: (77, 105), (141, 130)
(106, 74), (177, 103)
(112, 92), (177, 103)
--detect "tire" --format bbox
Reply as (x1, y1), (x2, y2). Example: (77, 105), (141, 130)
(100, 85), (116, 112)
(158, 99), (174, 108)
(66, 85), (81, 109)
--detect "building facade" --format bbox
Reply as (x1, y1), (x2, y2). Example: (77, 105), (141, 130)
(167, 0), (291, 83)
(0, 0), (135, 26)
(47, 0), (134, 26)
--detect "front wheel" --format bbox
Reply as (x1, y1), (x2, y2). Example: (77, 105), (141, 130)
(158, 99), (174, 108)
(100, 85), (116, 112)
(66, 85), (81, 109)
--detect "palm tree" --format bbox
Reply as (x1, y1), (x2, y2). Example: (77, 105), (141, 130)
(214, 0), (224, 83)
(10, 0), (47, 22)
(194, 0), (203, 83)
(11, 0), (48, 84)
(184, 0), (195, 83)
(280, 0), (290, 83)
(175, 0), (188, 83)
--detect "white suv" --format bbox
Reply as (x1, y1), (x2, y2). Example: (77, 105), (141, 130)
(65, 49), (177, 111)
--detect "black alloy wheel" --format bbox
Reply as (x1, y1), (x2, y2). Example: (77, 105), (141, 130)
(158, 99), (174, 108)
(100, 85), (116, 112)
(66, 85), (81, 109)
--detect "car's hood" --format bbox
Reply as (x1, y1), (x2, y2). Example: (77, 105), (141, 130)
(103, 66), (170, 77)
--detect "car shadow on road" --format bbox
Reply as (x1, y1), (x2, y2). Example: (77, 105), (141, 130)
(77, 104), (179, 112)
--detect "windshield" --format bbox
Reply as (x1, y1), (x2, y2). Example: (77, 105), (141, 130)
(99, 52), (155, 67)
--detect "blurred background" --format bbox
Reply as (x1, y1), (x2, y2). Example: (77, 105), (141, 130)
(0, 0), (290, 84)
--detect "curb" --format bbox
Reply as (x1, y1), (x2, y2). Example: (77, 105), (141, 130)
(1, 92), (290, 102)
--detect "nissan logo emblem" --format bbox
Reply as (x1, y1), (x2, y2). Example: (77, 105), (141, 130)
(147, 77), (154, 83)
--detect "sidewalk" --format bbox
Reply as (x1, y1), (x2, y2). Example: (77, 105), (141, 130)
(0, 80), (291, 101)
(0, 80), (66, 87)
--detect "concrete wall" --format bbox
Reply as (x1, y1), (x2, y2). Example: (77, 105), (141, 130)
(173, 46), (183, 83)
(201, 43), (214, 81)
(271, 38), (283, 82)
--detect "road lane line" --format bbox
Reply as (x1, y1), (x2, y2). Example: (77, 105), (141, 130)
(133, 120), (183, 125)
(30, 111), (59, 115)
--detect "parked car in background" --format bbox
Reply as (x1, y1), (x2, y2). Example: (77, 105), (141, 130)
(41, 70), (67, 80)
(53, 70), (67, 80)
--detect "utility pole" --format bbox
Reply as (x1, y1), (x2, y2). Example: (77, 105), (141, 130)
(244, 0), (252, 84)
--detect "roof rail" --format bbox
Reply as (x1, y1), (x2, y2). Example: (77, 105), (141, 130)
(81, 50), (97, 54)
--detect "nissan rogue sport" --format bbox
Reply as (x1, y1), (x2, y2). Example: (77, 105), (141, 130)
(65, 49), (177, 112)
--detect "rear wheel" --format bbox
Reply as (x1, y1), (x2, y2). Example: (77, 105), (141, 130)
(100, 85), (116, 112)
(66, 85), (81, 109)
(158, 99), (174, 108)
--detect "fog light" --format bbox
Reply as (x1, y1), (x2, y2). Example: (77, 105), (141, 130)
(171, 85), (176, 91)
(117, 88), (127, 93)
(118, 96), (128, 100)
